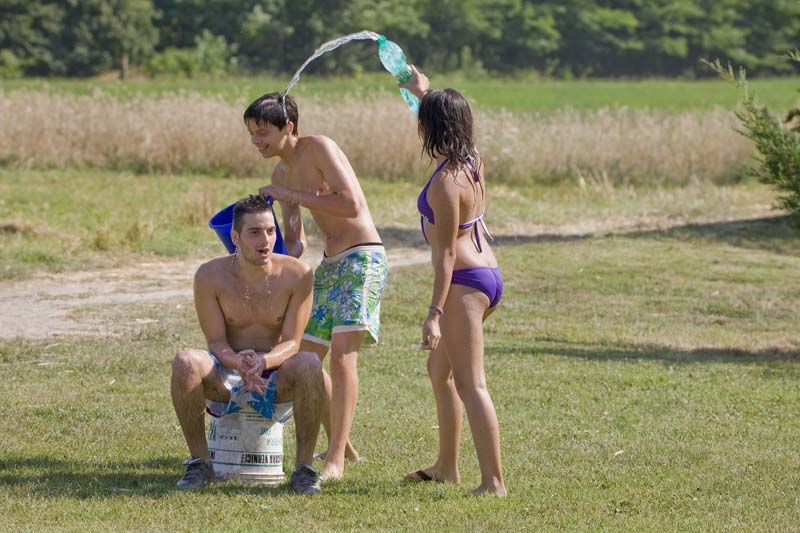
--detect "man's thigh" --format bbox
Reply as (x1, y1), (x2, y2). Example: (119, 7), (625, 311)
(184, 349), (230, 403)
(275, 351), (321, 392)
(300, 339), (329, 361)
(330, 330), (365, 358)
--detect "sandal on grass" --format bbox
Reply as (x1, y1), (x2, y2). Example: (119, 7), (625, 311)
(405, 469), (437, 482)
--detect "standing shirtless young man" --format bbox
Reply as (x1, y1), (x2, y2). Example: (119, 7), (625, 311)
(245, 92), (388, 481)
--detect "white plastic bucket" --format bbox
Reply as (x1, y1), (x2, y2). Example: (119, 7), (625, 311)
(207, 411), (285, 485)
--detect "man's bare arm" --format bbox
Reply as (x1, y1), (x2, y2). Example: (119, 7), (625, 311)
(260, 137), (363, 218)
(194, 266), (247, 373)
(267, 163), (306, 258)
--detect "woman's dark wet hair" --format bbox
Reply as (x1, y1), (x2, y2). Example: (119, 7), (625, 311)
(233, 195), (274, 233)
(418, 88), (478, 163)
(243, 92), (299, 135)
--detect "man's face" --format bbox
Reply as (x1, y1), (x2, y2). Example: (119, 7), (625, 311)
(231, 211), (276, 266)
(246, 119), (289, 158)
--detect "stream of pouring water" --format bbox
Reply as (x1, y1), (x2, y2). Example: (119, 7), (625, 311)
(281, 30), (380, 119)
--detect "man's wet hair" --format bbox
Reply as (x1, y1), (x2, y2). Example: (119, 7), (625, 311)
(232, 195), (273, 233)
(243, 92), (299, 135)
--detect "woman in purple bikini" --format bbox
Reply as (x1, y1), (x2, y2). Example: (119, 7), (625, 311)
(400, 67), (506, 496)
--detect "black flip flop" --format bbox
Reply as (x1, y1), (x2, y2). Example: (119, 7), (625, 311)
(407, 470), (435, 482)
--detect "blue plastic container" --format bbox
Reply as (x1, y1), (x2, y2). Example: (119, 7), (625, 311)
(209, 198), (287, 255)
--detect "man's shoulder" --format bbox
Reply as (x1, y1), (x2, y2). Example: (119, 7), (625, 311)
(299, 134), (339, 154)
(272, 254), (312, 280)
(194, 256), (231, 284)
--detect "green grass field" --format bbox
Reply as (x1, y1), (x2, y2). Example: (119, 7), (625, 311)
(0, 168), (783, 279)
(1, 168), (800, 529)
(2, 74), (798, 112)
(2, 210), (799, 530)
(2, 70), (799, 528)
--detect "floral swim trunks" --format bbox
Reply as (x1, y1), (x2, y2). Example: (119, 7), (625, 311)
(303, 244), (388, 347)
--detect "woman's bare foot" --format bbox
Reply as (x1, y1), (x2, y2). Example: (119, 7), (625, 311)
(472, 478), (506, 496)
(403, 465), (459, 484)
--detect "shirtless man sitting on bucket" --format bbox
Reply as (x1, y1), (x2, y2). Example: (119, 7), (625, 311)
(171, 195), (324, 494)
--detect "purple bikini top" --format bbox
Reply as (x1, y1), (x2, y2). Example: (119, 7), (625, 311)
(417, 158), (492, 252)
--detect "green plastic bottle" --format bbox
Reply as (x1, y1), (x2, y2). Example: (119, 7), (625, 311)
(377, 35), (420, 114)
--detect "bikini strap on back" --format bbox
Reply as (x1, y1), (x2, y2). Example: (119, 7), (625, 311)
(465, 159), (481, 182)
(433, 158), (449, 177)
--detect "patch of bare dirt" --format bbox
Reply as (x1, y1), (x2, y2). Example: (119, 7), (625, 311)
(0, 246), (430, 340)
(0, 209), (783, 340)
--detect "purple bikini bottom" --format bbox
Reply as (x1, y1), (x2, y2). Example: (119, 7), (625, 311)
(451, 267), (503, 308)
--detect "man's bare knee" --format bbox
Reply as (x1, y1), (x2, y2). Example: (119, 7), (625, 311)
(277, 352), (323, 403)
(329, 348), (358, 373)
(172, 349), (205, 379)
(285, 351), (323, 379)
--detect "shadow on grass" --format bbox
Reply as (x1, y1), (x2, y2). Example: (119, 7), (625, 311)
(0, 455), (296, 499)
(625, 215), (800, 256)
(496, 338), (800, 367)
(377, 226), (427, 249)
(381, 215), (800, 253)
(377, 225), (598, 249)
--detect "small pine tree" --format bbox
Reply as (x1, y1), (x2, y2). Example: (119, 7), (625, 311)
(705, 55), (800, 220)
(785, 50), (800, 138)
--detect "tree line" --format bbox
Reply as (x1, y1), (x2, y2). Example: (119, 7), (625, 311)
(1, 0), (799, 79)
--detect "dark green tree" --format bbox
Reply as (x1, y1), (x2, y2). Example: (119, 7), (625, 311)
(238, 0), (292, 72)
(57, 0), (158, 77)
(740, 0), (800, 74)
(708, 56), (800, 219)
(5, 0), (800, 78)
(0, 0), (65, 76)
(417, 0), (502, 71)
(109, 0), (161, 78)
(547, 0), (644, 77)
(482, 0), (560, 74)
(154, 0), (253, 50)
(624, 0), (702, 76)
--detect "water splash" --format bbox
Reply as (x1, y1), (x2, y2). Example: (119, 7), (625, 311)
(281, 30), (380, 119)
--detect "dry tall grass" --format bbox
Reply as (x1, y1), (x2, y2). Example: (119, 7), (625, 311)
(0, 90), (751, 184)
